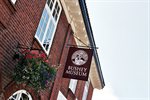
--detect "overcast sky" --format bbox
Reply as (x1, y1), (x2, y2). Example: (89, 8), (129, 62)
(86, 0), (149, 100)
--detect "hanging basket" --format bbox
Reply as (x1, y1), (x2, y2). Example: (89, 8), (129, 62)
(13, 50), (56, 92)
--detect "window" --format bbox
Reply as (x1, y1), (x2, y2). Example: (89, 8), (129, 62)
(82, 79), (90, 100)
(57, 91), (67, 100)
(35, 0), (62, 54)
(8, 90), (32, 100)
(11, 0), (17, 4)
(69, 79), (78, 93)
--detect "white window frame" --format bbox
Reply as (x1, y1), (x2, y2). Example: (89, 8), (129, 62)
(11, 0), (17, 4)
(8, 90), (32, 100)
(57, 91), (67, 100)
(35, 0), (62, 55)
(82, 79), (90, 100)
(69, 79), (78, 94)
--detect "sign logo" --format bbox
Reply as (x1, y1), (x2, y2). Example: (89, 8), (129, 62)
(71, 50), (88, 66)
(63, 47), (93, 81)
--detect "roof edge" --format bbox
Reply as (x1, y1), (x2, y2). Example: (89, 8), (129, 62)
(79, 0), (105, 88)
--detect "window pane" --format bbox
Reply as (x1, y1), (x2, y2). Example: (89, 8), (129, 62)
(40, 18), (44, 26)
(50, 2), (53, 10)
(43, 20), (54, 50)
(57, 6), (60, 14)
(35, 17), (43, 38)
(12, 94), (17, 98)
(56, 4), (60, 21)
(39, 31), (44, 41)
(45, 13), (49, 22)
(22, 93), (29, 100)
(52, 2), (60, 21)
(47, 0), (54, 10)
(43, 8), (47, 17)
(39, 16), (49, 41)
(47, 0), (50, 5)
(55, 14), (58, 21)
(36, 27), (41, 37)
(36, 8), (49, 43)
(52, 9), (56, 18)
(43, 20), (47, 30)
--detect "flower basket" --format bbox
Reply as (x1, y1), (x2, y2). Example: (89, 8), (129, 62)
(13, 50), (56, 92)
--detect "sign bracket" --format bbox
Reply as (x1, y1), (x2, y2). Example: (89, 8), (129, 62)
(66, 44), (98, 49)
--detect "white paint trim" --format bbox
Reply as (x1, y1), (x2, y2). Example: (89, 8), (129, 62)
(69, 79), (78, 93)
(11, 0), (17, 4)
(57, 91), (67, 100)
(8, 90), (32, 100)
(35, 0), (62, 55)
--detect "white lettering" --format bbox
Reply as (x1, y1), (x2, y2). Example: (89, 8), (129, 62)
(65, 66), (87, 77)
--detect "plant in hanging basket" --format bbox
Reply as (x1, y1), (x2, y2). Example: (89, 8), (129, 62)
(13, 50), (56, 92)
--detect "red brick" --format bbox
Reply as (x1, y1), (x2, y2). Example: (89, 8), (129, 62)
(0, 0), (95, 100)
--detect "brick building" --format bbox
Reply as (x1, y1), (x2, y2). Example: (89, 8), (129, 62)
(0, 0), (105, 100)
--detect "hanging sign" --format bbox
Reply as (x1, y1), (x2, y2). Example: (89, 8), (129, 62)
(63, 47), (93, 81)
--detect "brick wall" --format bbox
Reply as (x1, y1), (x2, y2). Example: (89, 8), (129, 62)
(0, 0), (46, 99)
(0, 0), (46, 89)
(0, 0), (94, 100)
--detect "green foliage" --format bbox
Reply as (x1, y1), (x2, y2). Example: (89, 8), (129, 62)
(13, 52), (56, 92)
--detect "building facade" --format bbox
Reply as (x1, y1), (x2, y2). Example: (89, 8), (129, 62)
(0, 0), (105, 100)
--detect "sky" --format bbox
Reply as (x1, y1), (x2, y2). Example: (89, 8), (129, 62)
(86, 0), (149, 100)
